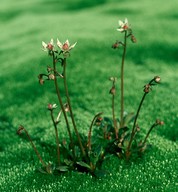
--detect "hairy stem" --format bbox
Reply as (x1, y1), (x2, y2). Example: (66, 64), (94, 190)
(62, 58), (85, 157)
(120, 31), (127, 128)
(126, 92), (147, 157)
(52, 53), (75, 159)
(50, 110), (60, 165)
(88, 112), (102, 150)
(111, 84), (118, 139)
(142, 123), (157, 146)
(23, 128), (46, 167)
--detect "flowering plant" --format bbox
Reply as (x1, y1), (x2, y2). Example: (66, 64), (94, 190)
(17, 18), (164, 177)
(97, 18), (164, 160)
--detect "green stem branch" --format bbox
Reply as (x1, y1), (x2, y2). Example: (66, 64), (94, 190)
(50, 110), (60, 165)
(120, 31), (127, 128)
(126, 92), (147, 158)
(62, 58), (85, 157)
(23, 129), (46, 167)
(52, 53), (75, 159)
(88, 112), (102, 151)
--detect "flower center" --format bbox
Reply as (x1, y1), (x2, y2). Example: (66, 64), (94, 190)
(47, 43), (53, 50)
(123, 25), (128, 30)
(62, 43), (69, 50)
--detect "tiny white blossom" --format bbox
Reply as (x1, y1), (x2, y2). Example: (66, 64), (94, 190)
(57, 39), (77, 52)
(117, 18), (129, 32)
(48, 103), (57, 110)
(42, 39), (54, 51)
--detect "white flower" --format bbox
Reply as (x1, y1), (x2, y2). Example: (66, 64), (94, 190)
(42, 39), (54, 51)
(57, 39), (77, 52)
(48, 103), (57, 110)
(117, 18), (129, 32)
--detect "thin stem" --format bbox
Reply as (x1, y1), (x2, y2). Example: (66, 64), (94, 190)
(62, 58), (86, 156)
(111, 83), (118, 139)
(87, 112), (102, 150)
(23, 129), (46, 167)
(120, 31), (127, 128)
(126, 92), (147, 156)
(50, 110), (60, 165)
(142, 123), (157, 146)
(126, 78), (157, 159)
(52, 52), (75, 159)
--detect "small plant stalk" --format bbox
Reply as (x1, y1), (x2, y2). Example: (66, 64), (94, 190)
(52, 52), (75, 159)
(87, 112), (103, 151)
(62, 58), (86, 157)
(126, 78), (157, 159)
(142, 122), (159, 146)
(120, 31), (127, 128)
(110, 80), (118, 139)
(20, 127), (46, 167)
(50, 110), (60, 165)
(112, 93), (118, 139)
(126, 92), (147, 157)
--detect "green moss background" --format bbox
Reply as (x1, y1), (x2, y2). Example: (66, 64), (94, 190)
(0, 0), (178, 191)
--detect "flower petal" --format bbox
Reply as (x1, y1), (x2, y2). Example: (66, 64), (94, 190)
(50, 39), (54, 45)
(118, 20), (124, 27)
(116, 28), (124, 32)
(65, 39), (70, 46)
(42, 41), (47, 48)
(69, 42), (77, 50)
(124, 18), (128, 25)
(57, 38), (63, 49)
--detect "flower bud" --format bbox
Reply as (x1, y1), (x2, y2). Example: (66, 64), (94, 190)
(144, 84), (151, 93)
(17, 125), (25, 135)
(112, 42), (119, 49)
(109, 86), (116, 95)
(154, 76), (161, 83)
(156, 119), (164, 125)
(95, 116), (103, 126)
(64, 103), (70, 112)
(109, 77), (117, 82)
(38, 74), (44, 85)
(131, 35), (137, 43)
(48, 74), (55, 80)
(47, 66), (53, 73)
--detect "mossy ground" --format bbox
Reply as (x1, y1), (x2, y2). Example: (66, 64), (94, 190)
(0, 0), (178, 191)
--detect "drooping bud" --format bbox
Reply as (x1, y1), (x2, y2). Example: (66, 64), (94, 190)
(109, 77), (117, 82)
(154, 76), (161, 83)
(48, 74), (55, 80)
(95, 116), (103, 126)
(17, 125), (25, 135)
(112, 41), (120, 49)
(64, 103), (70, 112)
(156, 119), (164, 125)
(109, 86), (116, 95)
(144, 84), (151, 93)
(131, 35), (137, 43)
(47, 66), (53, 73)
(38, 74), (44, 85)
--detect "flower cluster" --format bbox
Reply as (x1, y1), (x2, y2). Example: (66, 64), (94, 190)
(112, 18), (136, 49)
(42, 38), (77, 57)
(17, 18), (163, 177)
(117, 18), (130, 32)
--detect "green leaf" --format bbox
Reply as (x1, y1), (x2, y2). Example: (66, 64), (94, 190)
(76, 161), (91, 170)
(56, 166), (69, 172)
(37, 167), (48, 174)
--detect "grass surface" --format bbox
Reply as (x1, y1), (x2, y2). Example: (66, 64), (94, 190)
(0, 0), (178, 191)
